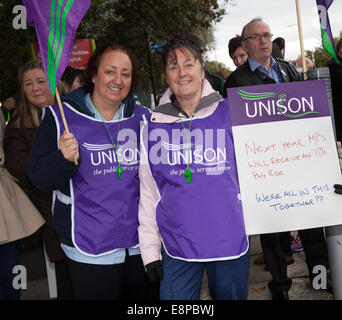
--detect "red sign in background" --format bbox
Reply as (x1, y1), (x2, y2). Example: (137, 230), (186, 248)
(32, 38), (94, 70)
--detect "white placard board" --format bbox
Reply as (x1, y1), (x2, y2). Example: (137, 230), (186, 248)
(228, 81), (342, 235)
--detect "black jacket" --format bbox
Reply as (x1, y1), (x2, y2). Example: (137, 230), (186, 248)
(327, 56), (342, 141)
(223, 58), (302, 97)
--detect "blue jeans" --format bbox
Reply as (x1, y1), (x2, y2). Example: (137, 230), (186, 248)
(0, 240), (20, 300)
(160, 248), (250, 300)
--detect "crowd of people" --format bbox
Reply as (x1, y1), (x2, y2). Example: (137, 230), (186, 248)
(1, 17), (342, 301)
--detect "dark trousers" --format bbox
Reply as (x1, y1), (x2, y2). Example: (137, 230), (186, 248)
(280, 231), (292, 257)
(0, 240), (20, 300)
(260, 233), (292, 294)
(261, 228), (329, 293)
(55, 259), (74, 300)
(160, 248), (250, 300)
(66, 253), (159, 300)
(298, 227), (329, 282)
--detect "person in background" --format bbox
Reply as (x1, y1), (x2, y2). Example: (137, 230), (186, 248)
(222, 36), (248, 98)
(1, 97), (16, 122)
(138, 33), (249, 300)
(225, 18), (302, 300)
(228, 35), (248, 68)
(0, 106), (45, 300)
(273, 37), (330, 290)
(4, 60), (73, 300)
(225, 17), (331, 298)
(294, 49), (331, 292)
(327, 38), (342, 142)
(271, 37), (285, 59)
(61, 66), (86, 93)
(28, 43), (159, 300)
(252, 36), (296, 268)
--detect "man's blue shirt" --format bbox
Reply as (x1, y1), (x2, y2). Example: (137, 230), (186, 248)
(248, 56), (283, 83)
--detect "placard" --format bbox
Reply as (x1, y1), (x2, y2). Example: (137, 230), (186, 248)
(228, 80), (342, 235)
(32, 38), (93, 69)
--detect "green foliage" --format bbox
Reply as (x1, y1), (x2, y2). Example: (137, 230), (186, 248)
(305, 33), (342, 68)
(0, 0), (228, 103)
(0, 0), (36, 100)
(78, 0), (227, 101)
(305, 47), (332, 68)
(206, 60), (231, 79)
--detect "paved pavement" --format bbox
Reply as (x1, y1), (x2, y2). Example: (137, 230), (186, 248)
(18, 234), (334, 300)
(202, 235), (333, 300)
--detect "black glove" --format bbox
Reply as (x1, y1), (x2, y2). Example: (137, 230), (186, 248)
(334, 184), (342, 195)
(145, 260), (163, 283)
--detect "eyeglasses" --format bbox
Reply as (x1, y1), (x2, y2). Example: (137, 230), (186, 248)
(243, 33), (273, 41)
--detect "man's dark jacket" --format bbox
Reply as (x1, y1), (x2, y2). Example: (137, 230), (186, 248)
(327, 56), (342, 141)
(223, 58), (302, 97)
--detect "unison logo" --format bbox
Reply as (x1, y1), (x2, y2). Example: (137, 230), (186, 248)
(237, 90), (319, 119)
(82, 128), (140, 166)
(148, 128), (228, 167)
(83, 142), (140, 166)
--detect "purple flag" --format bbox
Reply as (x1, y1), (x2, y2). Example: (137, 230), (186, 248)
(316, 0), (339, 63)
(23, 0), (91, 94)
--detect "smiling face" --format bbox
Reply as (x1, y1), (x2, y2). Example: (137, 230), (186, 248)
(242, 20), (273, 65)
(165, 47), (204, 105)
(91, 49), (132, 110)
(22, 68), (54, 108)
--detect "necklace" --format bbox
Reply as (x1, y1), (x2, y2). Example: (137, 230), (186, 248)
(91, 98), (124, 179)
(180, 113), (194, 183)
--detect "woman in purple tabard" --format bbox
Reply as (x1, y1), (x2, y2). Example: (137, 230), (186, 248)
(29, 43), (158, 300)
(138, 34), (249, 300)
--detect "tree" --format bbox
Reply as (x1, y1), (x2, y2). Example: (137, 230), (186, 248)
(305, 32), (342, 68)
(0, 0), (229, 103)
(78, 0), (228, 104)
(0, 0), (36, 100)
(206, 60), (231, 79)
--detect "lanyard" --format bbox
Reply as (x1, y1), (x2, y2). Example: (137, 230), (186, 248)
(180, 113), (194, 183)
(91, 98), (124, 180)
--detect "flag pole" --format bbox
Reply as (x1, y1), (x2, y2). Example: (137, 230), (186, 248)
(55, 88), (78, 166)
(295, 0), (308, 80)
(55, 88), (69, 132)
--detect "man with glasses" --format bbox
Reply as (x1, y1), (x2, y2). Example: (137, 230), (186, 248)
(224, 18), (301, 93)
(224, 18), (302, 300)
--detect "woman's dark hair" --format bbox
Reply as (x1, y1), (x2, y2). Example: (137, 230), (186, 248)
(272, 37), (285, 50)
(272, 37), (285, 59)
(61, 66), (85, 89)
(161, 33), (204, 70)
(84, 42), (141, 95)
(228, 36), (243, 58)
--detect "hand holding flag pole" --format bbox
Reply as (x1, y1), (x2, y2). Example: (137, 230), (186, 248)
(54, 87), (78, 165)
(23, 0), (91, 165)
